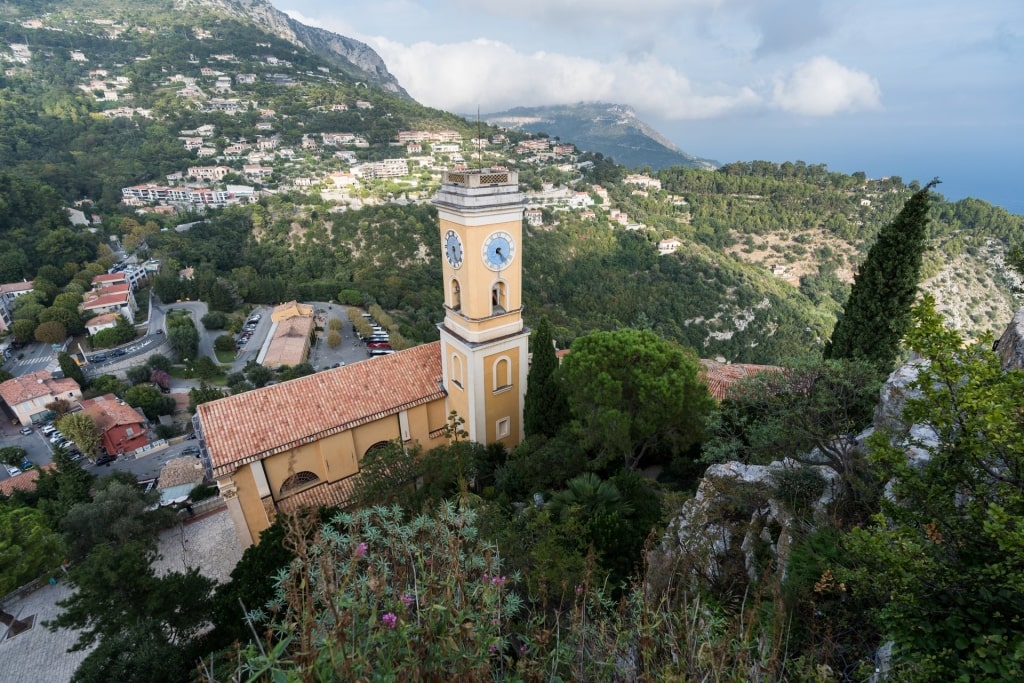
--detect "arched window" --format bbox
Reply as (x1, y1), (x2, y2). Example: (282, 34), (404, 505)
(280, 470), (320, 495)
(493, 356), (512, 392)
(491, 281), (507, 313)
(450, 278), (461, 310)
(364, 441), (393, 460)
(451, 353), (463, 389)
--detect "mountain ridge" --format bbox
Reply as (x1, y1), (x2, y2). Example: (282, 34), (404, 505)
(177, 0), (408, 96)
(483, 102), (718, 171)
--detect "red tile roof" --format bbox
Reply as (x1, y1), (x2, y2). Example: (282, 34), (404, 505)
(198, 342), (444, 477)
(0, 371), (81, 406)
(698, 359), (779, 400)
(0, 464), (55, 497)
(80, 291), (130, 310)
(80, 394), (147, 430)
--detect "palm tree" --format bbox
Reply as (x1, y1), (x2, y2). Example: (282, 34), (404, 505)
(547, 472), (632, 520)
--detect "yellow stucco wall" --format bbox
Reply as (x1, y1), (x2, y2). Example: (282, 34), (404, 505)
(483, 347), (522, 445)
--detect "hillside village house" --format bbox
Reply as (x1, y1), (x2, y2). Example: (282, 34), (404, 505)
(197, 169), (530, 548)
(80, 282), (136, 320)
(0, 280), (33, 333)
(0, 371), (82, 426)
(80, 393), (149, 456)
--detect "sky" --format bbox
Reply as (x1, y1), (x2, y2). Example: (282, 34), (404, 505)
(279, 0), (1024, 213)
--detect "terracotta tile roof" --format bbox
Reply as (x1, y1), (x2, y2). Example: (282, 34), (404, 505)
(699, 359), (780, 400)
(0, 371), (81, 407)
(276, 473), (362, 513)
(85, 312), (120, 327)
(158, 457), (205, 489)
(199, 341), (445, 477)
(80, 291), (130, 310)
(0, 280), (33, 296)
(261, 315), (314, 368)
(91, 273), (125, 285)
(0, 464), (55, 497)
(80, 393), (147, 431)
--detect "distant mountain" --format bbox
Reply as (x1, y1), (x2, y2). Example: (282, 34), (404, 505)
(182, 0), (409, 96)
(483, 103), (717, 171)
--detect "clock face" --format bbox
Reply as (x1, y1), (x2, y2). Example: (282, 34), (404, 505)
(482, 231), (515, 271)
(444, 230), (464, 269)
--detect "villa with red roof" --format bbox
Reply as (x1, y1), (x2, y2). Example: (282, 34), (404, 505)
(80, 393), (149, 456)
(0, 371), (82, 426)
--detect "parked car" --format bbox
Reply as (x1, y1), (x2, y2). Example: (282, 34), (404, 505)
(366, 341), (392, 349)
(20, 459), (34, 470)
(111, 348), (127, 357)
(89, 353), (108, 362)
(95, 454), (116, 466)
(19, 427), (33, 435)
(3, 464), (22, 477)
(182, 446), (200, 456)
(49, 432), (65, 444)
(40, 424), (56, 435)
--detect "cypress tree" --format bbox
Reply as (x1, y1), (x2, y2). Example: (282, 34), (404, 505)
(825, 179), (939, 370)
(523, 317), (569, 437)
(58, 350), (86, 387)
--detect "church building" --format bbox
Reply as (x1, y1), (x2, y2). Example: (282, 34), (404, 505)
(195, 169), (528, 548)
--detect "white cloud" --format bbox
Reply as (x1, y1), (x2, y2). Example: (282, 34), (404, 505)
(771, 56), (882, 115)
(371, 36), (761, 120)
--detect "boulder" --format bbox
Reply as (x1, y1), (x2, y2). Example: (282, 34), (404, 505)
(994, 307), (1024, 370)
(652, 460), (842, 588)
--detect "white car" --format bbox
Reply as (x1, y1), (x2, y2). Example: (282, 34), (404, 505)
(3, 464), (23, 477)
(49, 432), (65, 444)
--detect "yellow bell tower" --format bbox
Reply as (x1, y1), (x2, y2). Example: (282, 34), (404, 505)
(434, 168), (528, 447)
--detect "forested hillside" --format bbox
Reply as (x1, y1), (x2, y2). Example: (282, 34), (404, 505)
(0, 0), (1020, 366)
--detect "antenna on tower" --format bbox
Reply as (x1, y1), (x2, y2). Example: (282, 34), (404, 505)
(477, 106), (482, 169)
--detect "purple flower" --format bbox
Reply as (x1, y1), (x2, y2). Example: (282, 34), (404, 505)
(490, 575), (507, 587)
(381, 612), (398, 629)
(489, 645), (498, 654)
(401, 593), (415, 608)
(519, 643), (528, 655)
(355, 542), (367, 558)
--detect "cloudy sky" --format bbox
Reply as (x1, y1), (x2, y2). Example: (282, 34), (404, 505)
(280, 0), (1024, 211)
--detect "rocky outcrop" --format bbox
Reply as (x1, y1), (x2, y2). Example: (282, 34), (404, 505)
(176, 0), (409, 96)
(651, 460), (842, 589)
(994, 308), (1024, 370)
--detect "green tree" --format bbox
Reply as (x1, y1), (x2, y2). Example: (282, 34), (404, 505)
(146, 354), (172, 372)
(56, 413), (102, 458)
(825, 180), (939, 370)
(33, 449), (95, 526)
(704, 357), (881, 505)
(188, 382), (226, 412)
(47, 478), (213, 683)
(192, 355), (220, 380)
(89, 374), (126, 397)
(245, 362), (274, 388)
(58, 351), (85, 387)
(0, 446), (27, 468)
(34, 319), (66, 345)
(326, 329), (341, 347)
(9, 318), (36, 343)
(124, 384), (174, 421)
(842, 296), (1024, 681)
(0, 506), (64, 595)
(523, 316), (569, 438)
(559, 329), (714, 470)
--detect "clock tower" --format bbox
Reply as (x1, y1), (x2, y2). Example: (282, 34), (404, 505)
(434, 169), (528, 447)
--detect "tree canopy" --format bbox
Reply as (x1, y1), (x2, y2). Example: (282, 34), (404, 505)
(558, 328), (714, 470)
